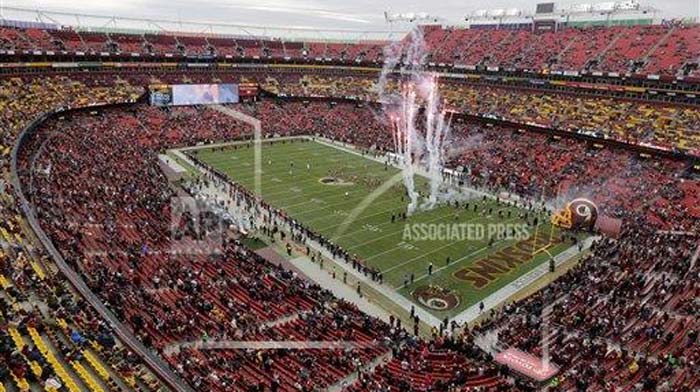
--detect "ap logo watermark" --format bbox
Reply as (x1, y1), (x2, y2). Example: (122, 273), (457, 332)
(169, 196), (227, 256)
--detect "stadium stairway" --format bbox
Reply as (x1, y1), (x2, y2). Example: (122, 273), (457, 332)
(327, 351), (392, 392)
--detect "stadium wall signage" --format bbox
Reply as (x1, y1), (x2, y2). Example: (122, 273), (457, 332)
(495, 348), (559, 382)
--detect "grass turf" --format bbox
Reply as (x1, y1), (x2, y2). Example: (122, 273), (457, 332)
(192, 138), (576, 318)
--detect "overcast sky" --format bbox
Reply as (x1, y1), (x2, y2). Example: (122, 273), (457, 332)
(3, 0), (698, 33)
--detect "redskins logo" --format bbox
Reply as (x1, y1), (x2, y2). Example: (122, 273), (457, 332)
(412, 285), (460, 311)
(551, 198), (598, 230)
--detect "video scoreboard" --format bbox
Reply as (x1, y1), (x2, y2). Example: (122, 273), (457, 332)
(149, 83), (240, 106)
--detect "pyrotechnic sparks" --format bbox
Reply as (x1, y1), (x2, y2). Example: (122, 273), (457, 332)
(380, 28), (452, 215)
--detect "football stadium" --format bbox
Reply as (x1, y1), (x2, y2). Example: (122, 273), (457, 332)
(0, 0), (699, 391)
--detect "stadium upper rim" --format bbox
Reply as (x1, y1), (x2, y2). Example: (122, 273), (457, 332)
(0, 6), (410, 42)
(4, 4), (693, 43)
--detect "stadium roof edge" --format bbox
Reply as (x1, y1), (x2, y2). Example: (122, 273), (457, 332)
(0, 6), (408, 42)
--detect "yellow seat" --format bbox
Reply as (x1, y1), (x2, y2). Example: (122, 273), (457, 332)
(30, 260), (46, 280)
(0, 228), (11, 242)
(124, 375), (137, 388)
(30, 360), (43, 377)
(83, 350), (110, 381)
(90, 340), (103, 352)
(0, 275), (13, 289)
(8, 327), (25, 350)
(71, 361), (105, 392)
(57, 318), (69, 331)
(11, 373), (30, 392)
(48, 356), (80, 392)
(28, 327), (81, 392)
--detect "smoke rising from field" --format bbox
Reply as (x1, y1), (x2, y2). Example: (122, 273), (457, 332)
(378, 27), (453, 215)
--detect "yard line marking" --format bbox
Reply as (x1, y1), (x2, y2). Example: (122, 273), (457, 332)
(201, 141), (355, 166)
(379, 212), (517, 275)
(217, 155), (384, 200)
(229, 174), (409, 228)
(201, 139), (543, 263)
(328, 205), (487, 241)
(203, 147), (393, 203)
(203, 144), (430, 235)
(349, 206), (511, 253)
(405, 222), (548, 287)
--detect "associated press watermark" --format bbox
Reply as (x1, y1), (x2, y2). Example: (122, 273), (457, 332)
(169, 196), (227, 255)
(402, 223), (531, 242)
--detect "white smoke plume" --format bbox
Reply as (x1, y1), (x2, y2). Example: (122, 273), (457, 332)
(378, 27), (452, 215)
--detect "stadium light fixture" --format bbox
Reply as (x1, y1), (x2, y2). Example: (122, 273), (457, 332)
(466, 7), (530, 23)
(570, 3), (593, 13)
(505, 8), (523, 17)
(615, 0), (641, 11)
(466, 1), (656, 23)
(591, 2), (617, 12)
(384, 11), (441, 24)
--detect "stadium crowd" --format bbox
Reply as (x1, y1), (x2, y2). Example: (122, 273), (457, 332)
(422, 24), (700, 77)
(262, 74), (700, 155)
(3, 23), (700, 76)
(17, 103), (524, 391)
(214, 99), (700, 232)
(445, 122), (700, 230)
(0, 41), (696, 390)
(0, 76), (162, 392)
(474, 229), (700, 391)
(7, 84), (696, 391)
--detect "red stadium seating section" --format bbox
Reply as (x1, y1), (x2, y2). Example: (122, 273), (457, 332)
(2, 23), (700, 76)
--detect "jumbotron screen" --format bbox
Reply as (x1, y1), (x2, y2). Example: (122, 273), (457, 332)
(535, 2), (555, 13)
(172, 84), (239, 106)
(150, 84), (240, 106)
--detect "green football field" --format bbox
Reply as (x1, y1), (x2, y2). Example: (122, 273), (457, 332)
(191, 138), (575, 318)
